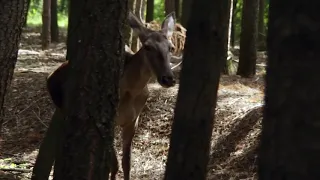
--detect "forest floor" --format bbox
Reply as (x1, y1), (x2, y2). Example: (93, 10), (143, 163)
(0, 26), (266, 180)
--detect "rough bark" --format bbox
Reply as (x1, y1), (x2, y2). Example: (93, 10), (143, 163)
(257, 0), (265, 51)
(66, 0), (85, 61)
(0, 0), (28, 133)
(236, 0), (259, 77)
(51, 0), (59, 42)
(181, 0), (192, 27)
(165, 0), (175, 15)
(53, 0), (127, 179)
(164, 0), (229, 179)
(258, 1), (320, 179)
(42, 0), (51, 50)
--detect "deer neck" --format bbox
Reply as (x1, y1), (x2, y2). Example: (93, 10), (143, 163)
(122, 48), (153, 94)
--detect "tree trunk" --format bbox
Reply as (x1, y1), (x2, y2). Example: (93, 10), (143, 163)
(257, 0), (265, 51)
(222, 0), (234, 75)
(53, 0), (127, 179)
(146, 0), (154, 22)
(24, 0), (31, 27)
(174, 0), (180, 21)
(51, 0), (59, 42)
(236, 0), (259, 78)
(181, 0), (192, 27)
(258, 1), (320, 179)
(131, 0), (144, 52)
(230, 0), (237, 47)
(66, 0), (85, 61)
(0, 0), (28, 133)
(165, 0), (175, 15)
(164, 0), (230, 179)
(124, 0), (136, 46)
(42, 0), (51, 50)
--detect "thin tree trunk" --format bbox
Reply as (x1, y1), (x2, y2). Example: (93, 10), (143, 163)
(230, 0), (237, 47)
(42, 0), (51, 50)
(53, 0), (127, 178)
(259, 0), (320, 179)
(236, 0), (259, 77)
(165, 0), (175, 15)
(257, 0), (265, 51)
(174, 0), (180, 21)
(164, 0), (230, 179)
(0, 0), (28, 133)
(146, 0), (154, 22)
(24, 0), (31, 27)
(51, 0), (59, 42)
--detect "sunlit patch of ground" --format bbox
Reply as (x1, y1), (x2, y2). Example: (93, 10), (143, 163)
(0, 27), (265, 180)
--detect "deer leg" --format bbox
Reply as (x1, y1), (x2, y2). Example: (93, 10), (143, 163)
(121, 122), (136, 180)
(110, 146), (119, 180)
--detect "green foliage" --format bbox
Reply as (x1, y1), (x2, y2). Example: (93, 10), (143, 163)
(153, 0), (165, 22)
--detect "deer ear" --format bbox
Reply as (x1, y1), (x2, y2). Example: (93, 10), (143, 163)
(128, 11), (148, 41)
(161, 12), (176, 39)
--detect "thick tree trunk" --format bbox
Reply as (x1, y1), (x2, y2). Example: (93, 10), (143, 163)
(0, 0), (28, 133)
(257, 0), (265, 51)
(53, 0), (127, 179)
(42, 0), (51, 50)
(146, 0), (154, 22)
(165, 0), (175, 15)
(258, 1), (320, 179)
(164, 0), (230, 179)
(181, 0), (192, 27)
(51, 0), (59, 42)
(236, 0), (259, 77)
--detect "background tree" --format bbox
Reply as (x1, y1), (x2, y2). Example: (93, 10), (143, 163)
(146, 0), (154, 22)
(131, 0), (145, 52)
(53, 0), (127, 178)
(42, 0), (51, 49)
(164, 0), (231, 179)
(236, 0), (259, 77)
(174, 0), (180, 21)
(165, 0), (175, 15)
(259, 0), (320, 179)
(51, 0), (59, 42)
(257, 0), (265, 50)
(0, 0), (28, 133)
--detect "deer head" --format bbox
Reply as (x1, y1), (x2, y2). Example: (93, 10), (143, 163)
(128, 11), (176, 88)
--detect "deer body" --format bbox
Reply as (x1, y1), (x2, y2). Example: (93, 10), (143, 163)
(46, 12), (178, 180)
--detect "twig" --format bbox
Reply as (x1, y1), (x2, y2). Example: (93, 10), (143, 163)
(0, 168), (31, 173)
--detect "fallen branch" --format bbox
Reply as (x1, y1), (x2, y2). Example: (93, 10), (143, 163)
(0, 168), (31, 173)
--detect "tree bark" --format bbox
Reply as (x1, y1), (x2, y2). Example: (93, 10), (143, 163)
(165, 0), (175, 15)
(0, 0), (28, 133)
(236, 0), (259, 77)
(42, 0), (51, 50)
(258, 1), (320, 179)
(51, 0), (59, 42)
(257, 0), (265, 51)
(174, 0), (180, 21)
(164, 0), (230, 179)
(181, 0), (192, 27)
(146, 0), (154, 22)
(53, 0), (127, 179)
(230, 0), (237, 47)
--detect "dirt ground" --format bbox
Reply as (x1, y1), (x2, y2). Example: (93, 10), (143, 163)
(0, 27), (266, 180)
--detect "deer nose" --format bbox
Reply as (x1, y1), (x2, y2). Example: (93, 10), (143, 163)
(160, 76), (176, 87)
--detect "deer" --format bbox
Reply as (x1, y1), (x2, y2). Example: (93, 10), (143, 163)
(46, 11), (181, 180)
